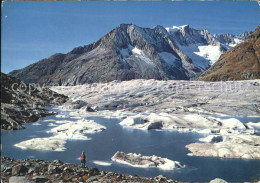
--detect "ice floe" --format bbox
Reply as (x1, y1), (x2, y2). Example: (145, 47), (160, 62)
(119, 113), (250, 134)
(14, 136), (66, 151)
(31, 122), (41, 126)
(14, 111), (106, 151)
(186, 134), (260, 159)
(92, 160), (112, 166)
(47, 119), (106, 140)
(48, 123), (58, 127)
(111, 151), (185, 170)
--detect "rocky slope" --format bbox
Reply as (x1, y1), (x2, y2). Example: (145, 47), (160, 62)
(198, 25), (260, 81)
(1, 157), (180, 183)
(9, 24), (248, 85)
(1, 73), (68, 130)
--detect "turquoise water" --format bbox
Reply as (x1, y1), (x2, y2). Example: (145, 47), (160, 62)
(2, 110), (260, 182)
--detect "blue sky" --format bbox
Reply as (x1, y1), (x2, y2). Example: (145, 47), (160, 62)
(2, 1), (260, 73)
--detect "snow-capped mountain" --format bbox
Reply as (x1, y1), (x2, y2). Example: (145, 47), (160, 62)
(165, 25), (250, 70)
(198, 25), (259, 81)
(9, 24), (249, 85)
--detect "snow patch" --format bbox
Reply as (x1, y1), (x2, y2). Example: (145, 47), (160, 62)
(131, 47), (142, 55)
(179, 44), (211, 70)
(158, 52), (178, 66)
(128, 45), (155, 66)
(165, 25), (187, 33)
(194, 45), (222, 65)
(229, 38), (243, 47)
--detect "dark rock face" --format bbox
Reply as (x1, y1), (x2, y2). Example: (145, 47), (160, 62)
(9, 24), (249, 85)
(1, 157), (178, 183)
(198, 26), (260, 81)
(1, 73), (68, 130)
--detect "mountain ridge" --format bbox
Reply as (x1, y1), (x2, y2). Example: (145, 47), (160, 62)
(197, 25), (260, 81)
(9, 24), (249, 85)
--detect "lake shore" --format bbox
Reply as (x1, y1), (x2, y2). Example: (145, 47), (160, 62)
(1, 156), (184, 183)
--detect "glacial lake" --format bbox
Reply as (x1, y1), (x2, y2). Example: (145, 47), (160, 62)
(2, 109), (260, 182)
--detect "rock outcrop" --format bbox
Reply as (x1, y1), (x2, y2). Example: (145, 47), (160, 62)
(9, 24), (249, 85)
(197, 25), (260, 81)
(1, 73), (68, 130)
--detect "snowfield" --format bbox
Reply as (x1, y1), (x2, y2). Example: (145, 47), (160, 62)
(111, 151), (185, 170)
(194, 44), (222, 65)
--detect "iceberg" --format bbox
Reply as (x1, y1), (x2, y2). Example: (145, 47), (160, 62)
(111, 151), (185, 170)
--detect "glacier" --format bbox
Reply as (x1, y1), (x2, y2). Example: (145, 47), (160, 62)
(51, 79), (260, 159)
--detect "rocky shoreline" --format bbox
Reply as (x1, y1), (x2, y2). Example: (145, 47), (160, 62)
(1, 73), (68, 130)
(1, 157), (183, 183)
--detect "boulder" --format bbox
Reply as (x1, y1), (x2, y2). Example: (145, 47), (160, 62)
(88, 168), (99, 176)
(53, 159), (63, 164)
(9, 176), (36, 183)
(12, 164), (28, 176)
(155, 175), (166, 182)
(48, 165), (62, 174)
(63, 167), (73, 173)
(4, 167), (12, 173)
(28, 168), (35, 174)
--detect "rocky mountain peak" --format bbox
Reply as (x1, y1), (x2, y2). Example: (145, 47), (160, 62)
(9, 24), (251, 85)
(180, 24), (190, 34)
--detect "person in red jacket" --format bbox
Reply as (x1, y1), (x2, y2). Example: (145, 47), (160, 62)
(81, 151), (86, 167)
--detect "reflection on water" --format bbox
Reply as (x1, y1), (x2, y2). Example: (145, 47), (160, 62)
(2, 110), (260, 182)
